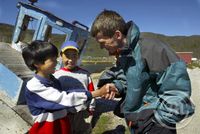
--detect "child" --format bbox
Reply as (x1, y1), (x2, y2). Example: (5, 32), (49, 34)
(53, 41), (95, 134)
(22, 40), (116, 134)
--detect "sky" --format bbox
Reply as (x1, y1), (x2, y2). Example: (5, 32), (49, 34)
(0, 0), (200, 36)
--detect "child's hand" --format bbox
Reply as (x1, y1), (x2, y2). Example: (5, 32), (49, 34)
(103, 83), (117, 100)
(99, 83), (117, 99)
(91, 83), (118, 99)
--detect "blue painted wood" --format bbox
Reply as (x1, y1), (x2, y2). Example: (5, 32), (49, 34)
(0, 63), (23, 103)
(11, 1), (90, 69)
(12, 2), (89, 49)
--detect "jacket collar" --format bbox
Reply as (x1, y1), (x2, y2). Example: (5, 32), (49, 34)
(34, 74), (55, 85)
(126, 21), (140, 50)
(118, 21), (140, 56)
(60, 66), (80, 72)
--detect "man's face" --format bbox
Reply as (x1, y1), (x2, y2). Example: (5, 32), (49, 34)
(95, 32), (121, 56)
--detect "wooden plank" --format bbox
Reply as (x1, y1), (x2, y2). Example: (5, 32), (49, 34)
(0, 63), (23, 105)
(0, 43), (34, 80)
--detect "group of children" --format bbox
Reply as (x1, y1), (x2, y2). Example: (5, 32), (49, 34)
(22, 40), (116, 134)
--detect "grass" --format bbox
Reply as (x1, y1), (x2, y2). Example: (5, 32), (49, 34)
(92, 114), (111, 134)
(92, 113), (130, 134)
(187, 61), (200, 69)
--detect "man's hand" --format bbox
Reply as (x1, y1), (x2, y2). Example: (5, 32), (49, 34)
(102, 83), (118, 100)
(91, 83), (118, 99)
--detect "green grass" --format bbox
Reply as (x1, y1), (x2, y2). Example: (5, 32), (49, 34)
(187, 61), (200, 69)
(1, 23), (200, 59)
(92, 115), (111, 133)
(92, 114), (130, 134)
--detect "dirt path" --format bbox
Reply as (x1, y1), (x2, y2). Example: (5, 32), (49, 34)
(177, 68), (200, 134)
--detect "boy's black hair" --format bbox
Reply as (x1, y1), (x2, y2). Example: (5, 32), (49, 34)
(22, 40), (58, 71)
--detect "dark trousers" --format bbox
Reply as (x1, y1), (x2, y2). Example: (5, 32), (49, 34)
(125, 110), (177, 134)
(130, 120), (177, 134)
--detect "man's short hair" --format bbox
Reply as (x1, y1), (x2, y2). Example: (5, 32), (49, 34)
(91, 9), (127, 38)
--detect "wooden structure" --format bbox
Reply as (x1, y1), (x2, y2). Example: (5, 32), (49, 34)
(0, 2), (90, 105)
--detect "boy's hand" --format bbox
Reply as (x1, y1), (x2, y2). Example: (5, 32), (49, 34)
(101, 83), (118, 100)
(91, 83), (118, 99)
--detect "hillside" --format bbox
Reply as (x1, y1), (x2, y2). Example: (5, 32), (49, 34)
(0, 23), (200, 58)
(0, 23), (14, 43)
(141, 32), (200, 58)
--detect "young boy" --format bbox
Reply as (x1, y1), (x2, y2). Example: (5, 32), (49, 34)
(53, 40), (95, 134)
(22, 40), (116, 134)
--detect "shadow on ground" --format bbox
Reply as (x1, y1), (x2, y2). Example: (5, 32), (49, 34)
(102, 125), (126, 134)
(91, 98), (119, 128)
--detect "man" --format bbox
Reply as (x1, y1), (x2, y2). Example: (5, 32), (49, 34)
(90, 10), (194, 134)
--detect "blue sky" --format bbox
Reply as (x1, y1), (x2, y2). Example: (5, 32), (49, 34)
(0, 0), (200, 36)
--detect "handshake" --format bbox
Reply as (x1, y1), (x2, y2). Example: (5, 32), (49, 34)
(91, 83), (118, 100)
(91, 66), (126, 100)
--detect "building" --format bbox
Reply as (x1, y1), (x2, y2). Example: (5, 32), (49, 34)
(176, 52), (193, 64)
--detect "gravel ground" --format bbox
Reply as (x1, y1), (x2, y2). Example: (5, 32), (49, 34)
(177, 68), (200, 134)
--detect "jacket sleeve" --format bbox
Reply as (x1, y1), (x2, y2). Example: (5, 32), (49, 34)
(154, 61), (195, 125)
(26, 80), (92, 112)
(88, 76), (96, 110)
(97, 66), (127, 95)
(140, 38), (195, 125)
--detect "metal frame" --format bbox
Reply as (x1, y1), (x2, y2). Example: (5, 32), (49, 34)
(11, 2), (89, 57)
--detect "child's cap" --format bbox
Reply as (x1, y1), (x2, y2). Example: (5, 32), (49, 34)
(60, 40), (79, 53)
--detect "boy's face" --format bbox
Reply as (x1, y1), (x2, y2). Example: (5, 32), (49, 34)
(61, 49), (79, 70)
(35, 56), (57, 77)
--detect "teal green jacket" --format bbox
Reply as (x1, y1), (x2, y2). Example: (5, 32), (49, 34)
(115, 21), (195, 125)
